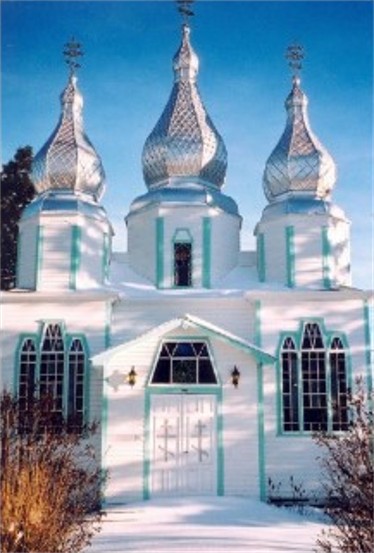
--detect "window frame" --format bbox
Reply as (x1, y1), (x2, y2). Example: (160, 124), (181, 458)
(278, 321), (350, 435)
(149, 339), (219, 387)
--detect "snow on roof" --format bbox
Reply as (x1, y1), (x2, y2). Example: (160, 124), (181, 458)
(92, 313), (275, 365)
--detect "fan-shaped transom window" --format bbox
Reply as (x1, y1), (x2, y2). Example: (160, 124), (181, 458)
(281, 323), (348, 433)
(151, 341), (217, 384)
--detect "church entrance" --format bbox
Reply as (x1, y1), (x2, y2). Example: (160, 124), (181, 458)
(150, 393), (217, 496)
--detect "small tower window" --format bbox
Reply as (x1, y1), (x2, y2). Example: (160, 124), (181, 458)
(174, 242), (192, 287)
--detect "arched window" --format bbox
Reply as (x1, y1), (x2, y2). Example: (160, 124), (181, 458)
(152, 341), (217, 385)
(17, 323), (87, 431)
(19, 338), (37, 411)
(301, 323), (327, 431)
(281, 323), (348, 432)
(330, 337), (348, 431)
(281, 337), (299, 431)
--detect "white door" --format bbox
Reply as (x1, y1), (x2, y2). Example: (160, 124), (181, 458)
(150, 394), (217, 496)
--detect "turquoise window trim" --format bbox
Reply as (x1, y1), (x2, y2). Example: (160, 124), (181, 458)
(13, 333), (39, 396)
(35, 225), (43, 289)
(256, 362), (266, 501)
(254, 300), (262, 348)
(285, 226), (295, 288)
(257, 233), (266, 283)
(15, 322), (90, 425)
(16, 229), (22, 287)
(322, 226), (332, 289)
(143, 386), (223, 500)
(105, 301), (112, 350)
(363, 300), (373, 395)
(156, 217), (164, 289)
(101, 372), (109, 507)
(276, 319), (351, 436)
(102, 232), (110, 283)
(172, 227), (193, 289)
(147, 337), (221, 386)
(66, 333), (91, 423)
(202, 217), (211, 288)
(69, 225), (81, 290)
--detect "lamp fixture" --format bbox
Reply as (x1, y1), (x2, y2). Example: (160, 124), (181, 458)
(231, 366), (240, 388)
(127, 367), (137, 387)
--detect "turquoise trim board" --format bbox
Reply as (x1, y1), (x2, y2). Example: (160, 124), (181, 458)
(102, 233), (110, 282)
(101, 373), (109, 507)
(254, 300), (266, 500)
(257, 363), (266, 501)
(202, 217), (211, 288)
(285, 225), (295, 288)
(275, 319), (352, 436)
(322, 226), (332, 289)
(143, 386), (224, 499)
(156, 217), (164, 288)
(363, 300), (373, 394)
(104, 301), (112, 350)
(257, 233), (266, 283)
(15, 229), (22, 287)
(70, 225), (81, 290)
(35, 225), (44, 289)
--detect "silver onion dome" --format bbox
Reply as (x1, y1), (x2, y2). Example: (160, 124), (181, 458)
(32, 72), (106, 201)
(142, 24), (228, 190)
(263, 75), (337, 203)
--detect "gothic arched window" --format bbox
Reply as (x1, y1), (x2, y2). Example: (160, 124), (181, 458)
(152, 341), (217, 385)
(68, 338), (85, 428)
(17, 323), (87, 430)
(19, 338), (37, 411)
(281, 323), (348, 432)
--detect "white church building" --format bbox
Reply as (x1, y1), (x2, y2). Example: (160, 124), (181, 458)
(1, 16), (372, 505)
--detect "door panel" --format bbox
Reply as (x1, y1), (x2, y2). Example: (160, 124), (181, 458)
(150, 394), (217, 495)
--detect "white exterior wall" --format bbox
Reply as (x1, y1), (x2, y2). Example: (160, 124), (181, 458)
(17, 221), (38, 289)
(127, 204), (241, 288)
(101, 324), (261, 503)
(210, 213), (240, 285)
(39, 222), (71, 291)
(127, 207), (157, 283)
(258, 294), (369, 497)
(77, 216), (112, 289)
(257, 212), (352, 289)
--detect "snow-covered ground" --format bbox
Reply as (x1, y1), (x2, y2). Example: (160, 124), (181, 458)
(86, 497), (328, 552)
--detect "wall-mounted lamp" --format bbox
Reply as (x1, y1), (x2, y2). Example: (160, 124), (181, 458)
(127, 367), (137, 387)
(231, 366), (240, 388)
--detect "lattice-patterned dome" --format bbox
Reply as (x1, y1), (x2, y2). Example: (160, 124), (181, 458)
(142, 24), (227, 190)
(32, 74), (105, 201)
(263, 76), (336, 203)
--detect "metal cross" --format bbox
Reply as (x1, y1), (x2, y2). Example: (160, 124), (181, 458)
(63, 37), (84, 75)
(286, 43), (305, 78)
(176, 0), (195, 25)
(157, 419), (175, 462)
(191, 419), (209, 462)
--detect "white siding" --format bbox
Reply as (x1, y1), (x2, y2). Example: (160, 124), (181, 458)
(17, 222), (37, 289)
(38, 223), (71, 290)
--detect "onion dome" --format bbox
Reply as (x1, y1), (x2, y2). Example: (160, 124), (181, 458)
(142, 24), (227, 190)
(263, 72), (337, 203)
(32, 42), (105, 201)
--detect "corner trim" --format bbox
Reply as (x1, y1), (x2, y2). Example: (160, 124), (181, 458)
(156, 217), (164, 289)
(285, 225), (295, 288)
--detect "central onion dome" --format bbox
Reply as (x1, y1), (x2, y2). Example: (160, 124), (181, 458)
(32, 71), (105, 201)
(263, 74), (337, 203)
(142, 24), (228, 190)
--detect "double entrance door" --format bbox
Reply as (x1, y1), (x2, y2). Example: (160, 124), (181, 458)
(150, 394), (217, 496)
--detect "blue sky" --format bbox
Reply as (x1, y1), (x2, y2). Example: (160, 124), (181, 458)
(2, 0), (373, 289)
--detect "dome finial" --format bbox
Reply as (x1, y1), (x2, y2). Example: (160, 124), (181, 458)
(63, 37), (84, 76)
(177, 0), (195, 26)
(286, 43), (305, 85)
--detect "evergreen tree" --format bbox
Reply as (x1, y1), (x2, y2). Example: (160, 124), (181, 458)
(1, 147), (35, 290)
